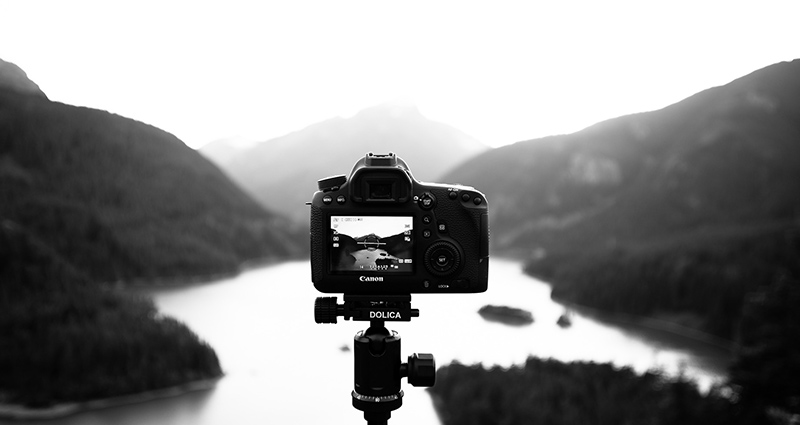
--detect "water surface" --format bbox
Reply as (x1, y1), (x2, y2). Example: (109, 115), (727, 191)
(16, 259), (730, 425)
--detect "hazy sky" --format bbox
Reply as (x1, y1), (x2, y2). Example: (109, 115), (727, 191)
(331, 216), (413, 239)
(1, 1), (799, 149)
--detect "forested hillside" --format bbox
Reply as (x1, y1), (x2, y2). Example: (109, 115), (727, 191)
(1, 221), (222, 407)
(0, 88), (303, 283)
(445, 59), (800, 340)
(430, 358), (748, 425)
(430, 274), (800, 424)
(0, 59), (301, 409)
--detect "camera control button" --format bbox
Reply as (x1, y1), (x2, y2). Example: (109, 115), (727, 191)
(419, 192), (436, 210)
(473, 197), (483, 205)
(461, 193), (471, 202)
(424, 241), (461, 276)
(437, 221), (447, 233)
(336, 195), (346, 204)
(323, 195), (333, 205)
(423, 229), (432, 238)
(422, 215), (432, 225)
(449, 191), (458, 200)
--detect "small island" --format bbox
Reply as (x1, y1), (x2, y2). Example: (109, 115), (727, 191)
(557, 310), (573, 328)
(478, 305), (534, 326)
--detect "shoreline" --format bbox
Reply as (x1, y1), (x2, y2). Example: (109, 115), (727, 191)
(518, 261), (734, 352)
(553, 296), (735, 352)
(114, 256), (305, 290)
(0, 376), (222, 421)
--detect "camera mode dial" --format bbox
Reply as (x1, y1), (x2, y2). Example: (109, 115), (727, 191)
(417, 192), (436, 210)
(424, 241), (461, 276)
(318, 175), (347, 192)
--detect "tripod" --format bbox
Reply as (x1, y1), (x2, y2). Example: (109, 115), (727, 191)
(315, 295), (436, 425)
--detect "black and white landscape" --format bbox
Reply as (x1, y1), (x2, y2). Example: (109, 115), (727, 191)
(2, 54), (799, 424)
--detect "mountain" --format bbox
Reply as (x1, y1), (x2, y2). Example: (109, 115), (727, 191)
(444, 59), (800, 338)
(0, 58), (47, 99)
(0, 87), (303, 283)
(0, 59), (304, 407)
(201, 102), (488, 223)
(198, 135), (258, 167)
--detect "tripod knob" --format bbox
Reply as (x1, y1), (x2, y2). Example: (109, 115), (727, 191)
(315, 297), (339, 324)
(403, 353), (436, 387)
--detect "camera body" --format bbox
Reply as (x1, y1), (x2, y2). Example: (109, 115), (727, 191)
(310, 152), (489, 295)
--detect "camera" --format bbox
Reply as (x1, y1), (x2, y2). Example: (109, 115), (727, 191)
(309, 152), (489, 294)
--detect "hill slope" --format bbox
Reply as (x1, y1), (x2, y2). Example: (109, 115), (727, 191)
(445, 59), (800, 338)
(0, 89), (302, 283)
(0, 58), (47, 99)
(0, 59), (289, 408)
(201, 102), (488, 223)
(1, 220), (222, 408)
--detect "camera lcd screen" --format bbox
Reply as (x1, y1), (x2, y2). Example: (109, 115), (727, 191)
(329, 216), (414, 273)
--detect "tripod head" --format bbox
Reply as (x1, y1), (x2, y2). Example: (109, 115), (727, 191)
(314, 295), (435, 425)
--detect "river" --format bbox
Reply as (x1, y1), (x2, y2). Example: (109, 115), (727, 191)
(14, 258), (731, 425)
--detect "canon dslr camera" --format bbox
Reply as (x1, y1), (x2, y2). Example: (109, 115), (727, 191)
(310, 152), (489, 294)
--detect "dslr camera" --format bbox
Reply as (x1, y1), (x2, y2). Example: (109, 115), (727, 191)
(310, 152), (489, 295)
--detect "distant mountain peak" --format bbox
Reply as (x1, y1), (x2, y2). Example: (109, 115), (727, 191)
(200, 99), (488, 224)
(0, 58), (48, 99)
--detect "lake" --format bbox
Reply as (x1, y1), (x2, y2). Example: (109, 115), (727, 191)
(15, 258), (731, 425)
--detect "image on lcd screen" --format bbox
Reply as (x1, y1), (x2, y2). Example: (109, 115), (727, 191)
(330, 216), (413, 273)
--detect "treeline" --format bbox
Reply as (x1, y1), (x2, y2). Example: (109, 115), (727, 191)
(0, 89), (303, 284)
(430, 358), (743, 425)
(524, 223), (800, 339)
(0, 86), (268, 408)
(0, 220), (222, 407)
(430, 275), (800, 424)
(728, 275), (800, 421)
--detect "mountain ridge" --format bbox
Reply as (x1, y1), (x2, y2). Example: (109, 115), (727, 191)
(0, 60), (270, 407)
(0, 58), (47, 99)
(1, 88), (303, 282)
(201, 101), (489, 223)
(444, 59), (800, 338)
(448, 59), (800, 250)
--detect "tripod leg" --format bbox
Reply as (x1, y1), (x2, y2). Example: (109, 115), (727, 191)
(364, 410), (391, 425)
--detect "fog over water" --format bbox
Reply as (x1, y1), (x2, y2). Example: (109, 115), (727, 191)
(21, 259), (729, 425)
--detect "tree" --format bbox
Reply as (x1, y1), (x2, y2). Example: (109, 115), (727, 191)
(729, 275), (800, 422)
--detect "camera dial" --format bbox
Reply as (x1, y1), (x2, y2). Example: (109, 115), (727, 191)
(318, 174), (347, 191)
(424, 241), (461, 276)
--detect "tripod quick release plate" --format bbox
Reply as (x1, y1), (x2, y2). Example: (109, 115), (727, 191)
(314, 295), (419, 324)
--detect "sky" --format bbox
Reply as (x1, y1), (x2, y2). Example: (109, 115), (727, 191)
(1, 0), (799, 149)
(331, 216), (413, 239)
